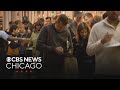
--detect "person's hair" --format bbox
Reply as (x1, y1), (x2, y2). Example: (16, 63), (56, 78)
(29, 25), (34, 31)
(56, 14), (68, 25)
(38, 18), (44, 23)
(46, 17), (51, 21)
(94, 15), (102, 22)
(15, 20), (21, 25)
(76, 22), (90, 42)
(34, 20), (44, 29)
(22, 20), (29, 24)
(74, 11), (83, 17)
(9, 24), (18, 34)
(102, 12), (108, 19)
(9, 21), (14, 25)
(90, 15), (102, 28)
(84, 13), (93, 18)
(53, 15), (58, 20)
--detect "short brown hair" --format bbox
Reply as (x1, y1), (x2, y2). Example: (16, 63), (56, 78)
(56, 14), (68, 25)
(74, 11), (83, 17)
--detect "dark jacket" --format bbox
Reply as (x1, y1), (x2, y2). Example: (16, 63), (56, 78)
(36, 24), (73, 64)
(75, 38), (91, 60)
(67, 21), (78, 39)
(0, 38), (8, 56)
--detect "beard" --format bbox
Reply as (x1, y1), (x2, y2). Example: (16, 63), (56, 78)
(108, 14), (119, 21)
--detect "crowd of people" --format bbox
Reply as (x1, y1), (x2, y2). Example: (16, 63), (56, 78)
(0, 11), (120, 79)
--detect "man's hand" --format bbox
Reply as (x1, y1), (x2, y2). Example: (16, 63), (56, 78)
(54, 46), (64, 55)
(21, 38), (30, 46)
(101, 32), (113, 44)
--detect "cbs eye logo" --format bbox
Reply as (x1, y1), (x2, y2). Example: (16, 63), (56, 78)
(6, 57), (11, 62)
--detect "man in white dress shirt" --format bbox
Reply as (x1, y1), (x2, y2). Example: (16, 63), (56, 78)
(86, 11), (120, 77)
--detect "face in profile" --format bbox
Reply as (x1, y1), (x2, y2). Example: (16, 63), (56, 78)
(55, 22), (66, 32)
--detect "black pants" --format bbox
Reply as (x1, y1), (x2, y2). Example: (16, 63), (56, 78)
(40, 54), (65, 79)
(77, 58), (95, 79)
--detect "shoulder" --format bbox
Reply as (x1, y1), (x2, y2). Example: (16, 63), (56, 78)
(31, 32), (35, 36)
(40, 25), (48, 33)
(0, 30), (8, 35)
(91, 20), (104, 33)
(41, 24), (53, 31)
(92, 20), (104, 29)
(39, 24), (54, 36)
(64, 28), (71, 36)
(0, 30), (9, 40)
(0, 30), (6, 33)
(44, 23), (53, 28)
(67, 21), (74, 27)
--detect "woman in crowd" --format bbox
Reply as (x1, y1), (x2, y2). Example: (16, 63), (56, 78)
(28, 20), (44, 57)
(75, 22), (95, 78)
